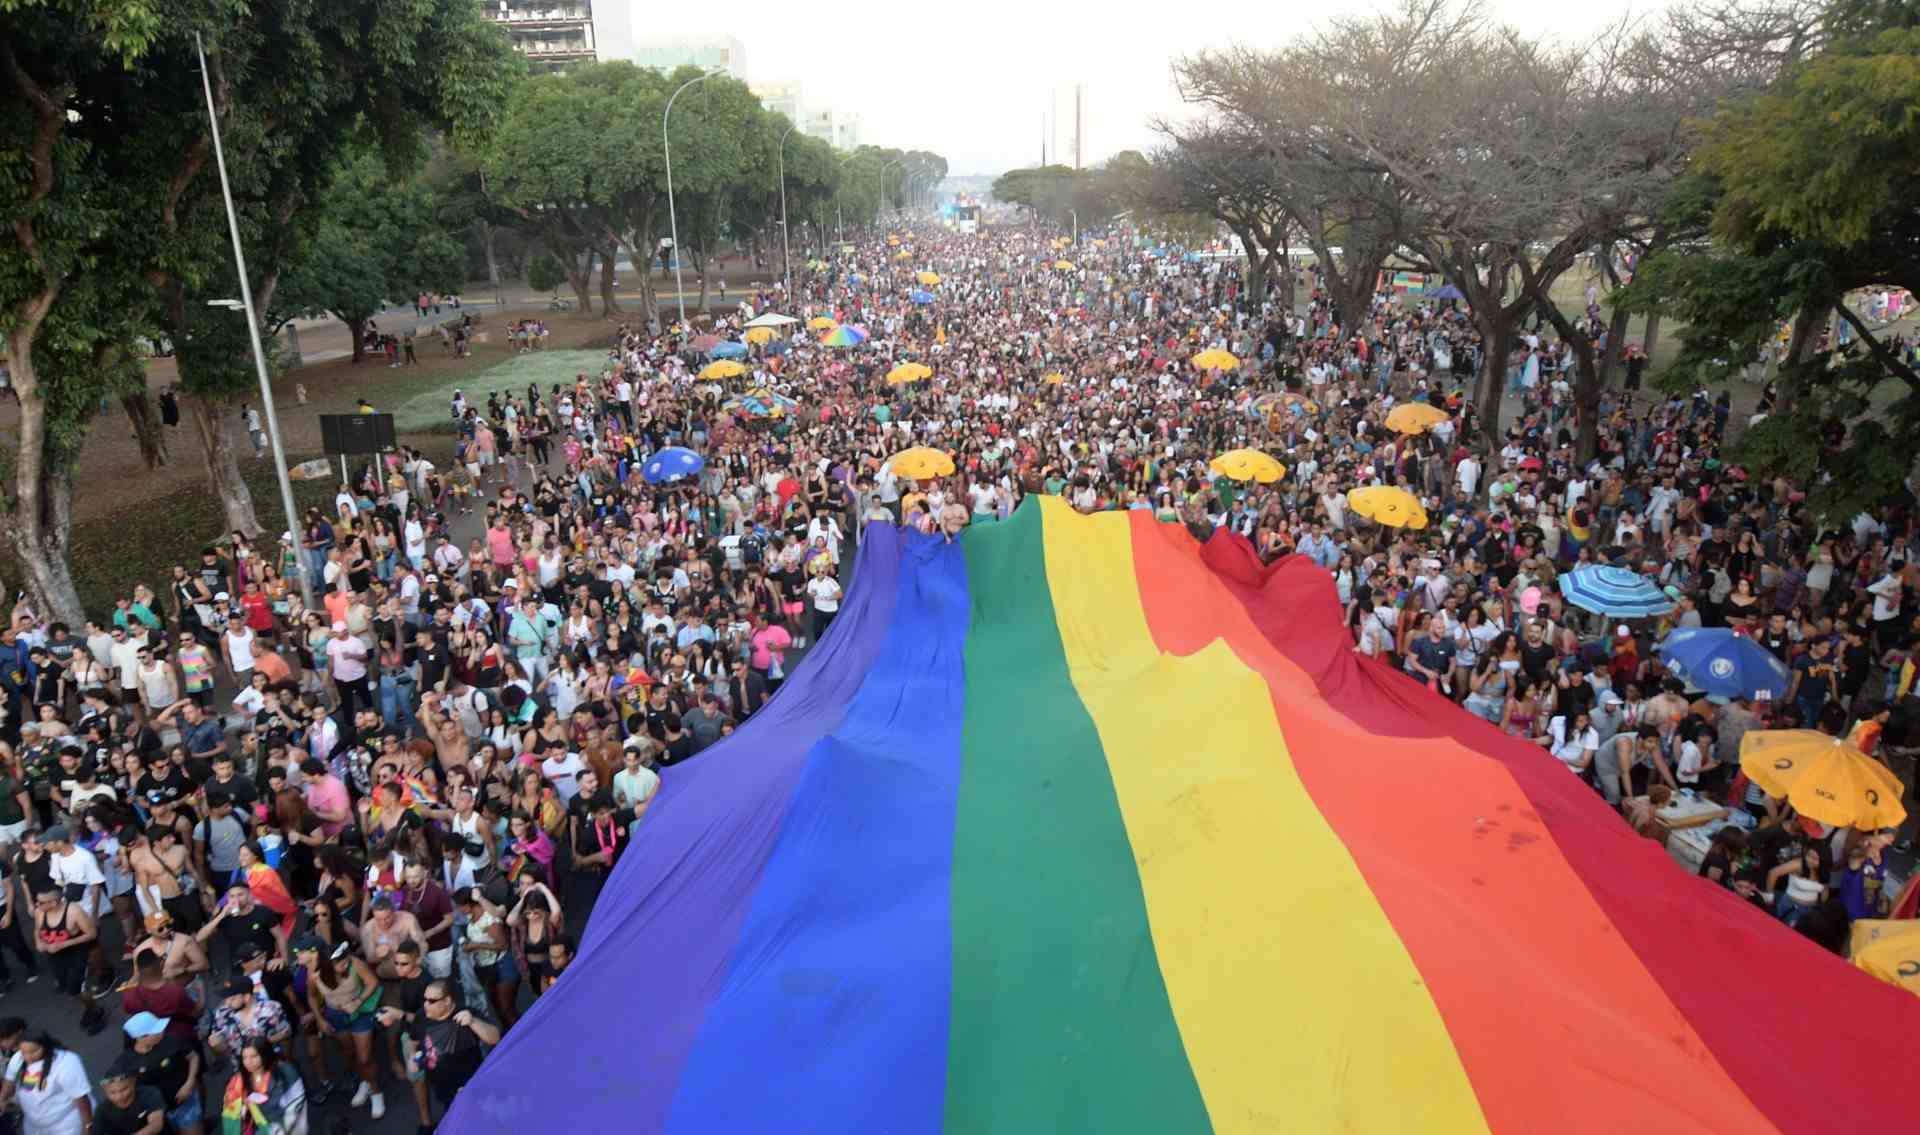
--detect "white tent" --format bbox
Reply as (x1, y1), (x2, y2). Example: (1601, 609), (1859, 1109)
(742, 312), (799, 328)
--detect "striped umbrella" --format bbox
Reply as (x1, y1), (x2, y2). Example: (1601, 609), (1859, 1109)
(822, 324), (869, 348)
(1556, 565), (1674, 618)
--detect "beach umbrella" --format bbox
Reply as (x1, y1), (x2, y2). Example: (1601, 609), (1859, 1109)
(1740, 730), (1907, 830)
(822, 324), (869, 348)
(709, 341), (749, 359)
(743, 312), (798, 328)
(887, 236), (901, 246)
(807, 316), (839, 330)
(895, 250), (913, 260)
(886, 446), (955, 479)
(1557, 565), (1673, 618)
(916, 271), (941, 285)
(1850, 920), (1920, 997)
(641, 446), (705, 484)
(744, 327), (777, 345)
(1053, 259), (1076, 270)
(886, 362), (933, 385)
(723, 387), (800, 419)
(1347, 485), (1428, 529)
(698, 360), (747, 381)
(1384, 402), (1450, 435)
(1190, 348), (1240, 371)
(1208, 449), (1287, 484)
(909, 289), (936, 305)
(1656, 628), (1791, 701)
(1430, 283), (1466, 301)
(1042, 372), (1066, 385)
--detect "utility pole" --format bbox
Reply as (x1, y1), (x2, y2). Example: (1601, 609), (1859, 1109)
(1040, 110), (1046, 166)
(1075, 84), (1083, 170)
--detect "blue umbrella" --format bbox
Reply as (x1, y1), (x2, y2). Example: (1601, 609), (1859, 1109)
(908, 289), (935, 305)
(641, 446), (704, 483)
(1430, 284), (1465, 302)
(1557, 565), (1674, 618)
(708, 341), (749, 359)
(1656, 627), (1791, 701)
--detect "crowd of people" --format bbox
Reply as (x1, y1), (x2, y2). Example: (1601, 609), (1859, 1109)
(0, 218), (1914, 1134)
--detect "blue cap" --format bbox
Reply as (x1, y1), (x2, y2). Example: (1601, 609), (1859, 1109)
(123, 1012), (167, 1040)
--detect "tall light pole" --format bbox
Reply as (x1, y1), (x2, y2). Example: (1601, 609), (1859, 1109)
(194, 33), (312, 611)
(776, 122), (796, 304)
(663, 67), (722, 329)
(877, 157), (904, 224)
(1068, 208), (1078, 245)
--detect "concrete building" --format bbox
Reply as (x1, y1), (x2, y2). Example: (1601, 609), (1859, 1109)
(482, 0), (609, 71)
(629, 36), (748, 79)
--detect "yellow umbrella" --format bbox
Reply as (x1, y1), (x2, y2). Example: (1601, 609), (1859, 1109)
(1384, 402), (1450, 435)
(1209, 448), (1286, 484)
(1347, 485), (1429, 529)
(886, 362), (933, 385)
(743, 326), (776, 345)
(1190, 348), (1240, 371)
(1050, 238), (1069, 250)
(1042, 372), (1066, 385)
(887, 236), (901, 246)
(886, 446), (955, 479)
(807, 316), (839, 331)
(895, 250), (913, 260)
(1851, 920), (1920, 996)
(1738, 730), (1908, 830)
(1053, 259), (1076, 270)
(916, 271), (941, 286)
(698, 360), (747, 380)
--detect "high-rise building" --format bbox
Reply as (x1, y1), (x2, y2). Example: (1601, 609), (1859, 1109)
(629, 36), (748, 79)
(482, 0), (609, 71)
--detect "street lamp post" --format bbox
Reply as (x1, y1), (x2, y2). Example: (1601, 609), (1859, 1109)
(777, 122), (796, 304)
(663, 68), (722, 329)
(193, 33), (313, 612)
(877, 157), (904, 224)
(1069, 208), (1078, 245)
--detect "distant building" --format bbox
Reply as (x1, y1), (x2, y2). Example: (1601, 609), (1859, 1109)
(629, 35), (748, 79)
(751, 79), (805, 126)
(482, 0), (612, 71)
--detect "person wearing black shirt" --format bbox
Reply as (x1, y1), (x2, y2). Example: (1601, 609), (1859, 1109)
(194, 882), (285, 963)
(123, 1014), (200, 1133)
(407, 980), (500, 1117)
(377, 941), (435, 1130)
(204, 753), (258, 815)
(132, 752), (192, 814)
(96, 1062), (167, 1135)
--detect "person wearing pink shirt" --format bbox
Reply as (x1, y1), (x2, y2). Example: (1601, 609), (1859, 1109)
(749, 615), (792, 691)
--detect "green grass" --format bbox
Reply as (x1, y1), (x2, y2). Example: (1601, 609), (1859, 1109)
(66, 465), (338, 616)
(390, 348), (610, 431)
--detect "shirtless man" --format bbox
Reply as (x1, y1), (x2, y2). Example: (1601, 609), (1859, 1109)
(132, 910), (209, 986)
(359, 896), (427, 982)
(127, 825), (201, 933)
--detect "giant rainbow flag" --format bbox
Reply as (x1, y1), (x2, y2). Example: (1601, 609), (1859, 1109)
(447, 498), (1918, 1134)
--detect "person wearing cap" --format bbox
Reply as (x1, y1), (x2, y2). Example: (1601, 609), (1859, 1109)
(205, 974), (291, 1060)
(122, 1009), (203, 1135)
(221, 604), (256, 687)
(132, 907), (207, 986)
(295, 932), (386, 1120)
(95, 1056), (167, 1135)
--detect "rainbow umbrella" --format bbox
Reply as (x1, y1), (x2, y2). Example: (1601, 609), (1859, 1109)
(724, 388), (800, 419)
(822, 325), (869, 348)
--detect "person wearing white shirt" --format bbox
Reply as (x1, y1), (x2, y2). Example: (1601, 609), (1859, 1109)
(1545, 712), (1599, 776)
(5, 1039), (93, 1135)
(1455, 454), (1481, 499)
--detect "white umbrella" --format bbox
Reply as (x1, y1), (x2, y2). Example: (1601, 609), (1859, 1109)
(742, 312), (799, 328)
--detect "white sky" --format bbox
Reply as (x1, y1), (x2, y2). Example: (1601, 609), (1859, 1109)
(612, 0), (1642, 176)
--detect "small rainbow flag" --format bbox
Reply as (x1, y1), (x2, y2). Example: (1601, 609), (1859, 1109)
(450, 499), (1915, 1134)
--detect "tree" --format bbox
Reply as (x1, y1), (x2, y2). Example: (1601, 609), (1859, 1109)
(1, 0), (172, 622)
(273, 148), (466, 362)
(527, 252), (565, 297)
(1619, 12), (1920, 516)
(105, 0), (521, 536)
